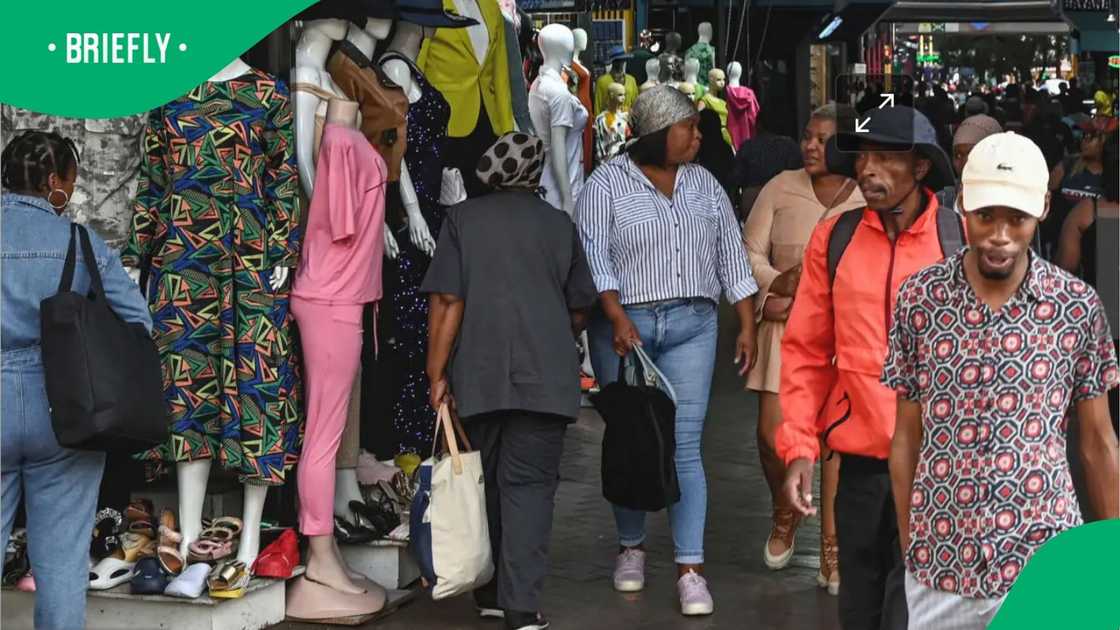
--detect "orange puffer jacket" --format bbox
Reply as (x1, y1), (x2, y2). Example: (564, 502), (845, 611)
(775, 192), (952, 464)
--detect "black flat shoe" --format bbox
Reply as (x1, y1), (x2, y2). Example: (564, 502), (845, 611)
(348, 500), (400, 538)
(333, 515), (377, 544)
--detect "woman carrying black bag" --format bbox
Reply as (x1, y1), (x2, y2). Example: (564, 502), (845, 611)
(1, 131), (152, 629)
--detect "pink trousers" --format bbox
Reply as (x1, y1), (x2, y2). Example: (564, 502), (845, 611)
(291, 297), (365, 536)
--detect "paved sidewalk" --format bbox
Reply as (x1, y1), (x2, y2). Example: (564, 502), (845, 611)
(287, 313), (842, 629)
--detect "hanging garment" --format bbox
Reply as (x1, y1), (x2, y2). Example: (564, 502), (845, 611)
(419, 0), (514, 139)
(725, 85), (760, 150)
(121, 68), (304, 485)
(594, 73), (638, 115)
(594, 110), (630, 163)
(699, 92), (733, 148)
(365, 53), (453, 458)
(529, 68), (588, 212)
(503, 15), (534, 134)
(684, 42), (715, 87)
(572, 61), (594, 175)
(328, 41), (410, 182)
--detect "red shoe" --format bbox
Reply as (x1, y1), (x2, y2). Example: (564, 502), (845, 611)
(252, 529), (299, 579)
(580, 372), (598, 393)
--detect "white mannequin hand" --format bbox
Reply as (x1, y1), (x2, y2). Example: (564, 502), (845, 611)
(384, 227), (400, 260)
(439, 168), (467, 206)
(125, 266), (141, 285)
(405, 204), (436, 256)
(269, 266), (290, 291)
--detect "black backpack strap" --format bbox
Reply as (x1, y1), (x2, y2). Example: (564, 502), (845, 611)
(934, 205), (965, 258)
(827, 209), (864, 287)
(75, 225), (106, 297)
(57, 223), (78, 293)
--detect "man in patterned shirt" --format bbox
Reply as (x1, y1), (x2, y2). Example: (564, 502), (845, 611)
(883, 132), (1119, 629)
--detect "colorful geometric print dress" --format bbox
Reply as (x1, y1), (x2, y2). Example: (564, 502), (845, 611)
(120, 68), (304, 486)
(364, 53), (450, 458)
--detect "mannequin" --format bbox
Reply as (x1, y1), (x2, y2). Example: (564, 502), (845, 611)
(682, 58), (706, 100)
(294, 19), (401, 260)
(594, 50), (638, 114)
(724, 61), (761, 150)
(685, 22), (717, 87)
(699, 68), (733, 148)
(122, 55), (304, 567)
(594, 83), (631, 162)
(286, 96), (387, 620)
(570, 28), (594, 175)
(528, 24), (587, 214)
(678, 82), (698, 102)
(658, 32), (684, 85)
(640, 58), (661, 93)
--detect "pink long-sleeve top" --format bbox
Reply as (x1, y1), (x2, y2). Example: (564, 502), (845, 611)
(725, 85), (760, 150)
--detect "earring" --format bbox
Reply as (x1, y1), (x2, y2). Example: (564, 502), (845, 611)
(47, 188), (69, 210)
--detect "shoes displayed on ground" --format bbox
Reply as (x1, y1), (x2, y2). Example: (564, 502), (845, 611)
(89, 552), (137, 590)
(818, 534), (840, 596)
(208, 559), (250, 599)
(763, 506), (802, 570)
(186, 517), (241, 564)
(676, 571), (714, 616)
(505, 611), (550, 630)
(3, 529), (28, 586)
(356, 450), (402, 486)
(130, 557), (171, 595)
(164, 562), (211, 599)
(253, 528), (299, 579)
(91, 508), (124, 560)
(612, 548), (646, 592)
(158, 508), (184, 576)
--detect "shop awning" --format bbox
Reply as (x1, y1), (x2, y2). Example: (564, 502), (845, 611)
(879, 1), (1066, 23)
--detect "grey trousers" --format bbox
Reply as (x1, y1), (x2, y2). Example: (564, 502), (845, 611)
(465, 410), (569, 614)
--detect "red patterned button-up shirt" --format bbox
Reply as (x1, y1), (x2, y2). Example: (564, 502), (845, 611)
(881, 250), (1118, 599)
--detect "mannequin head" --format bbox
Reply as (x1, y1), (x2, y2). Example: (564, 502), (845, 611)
(572, 28), (588, 54)
(303, 18), (349, 41)
(698, 22), (713, 44)
(683, 58), (700, 83)
(678, 83), (697, 101)
(1, 130), (79, 213)
(727, 61), (743, 87)
(608, 83), (627, 110)
(363, 17), (393, 40)
(664, 32), (682, 54)
(538, 23), (575, 68)
(708, 69), (727, 95)
(645, 58), (661, 83)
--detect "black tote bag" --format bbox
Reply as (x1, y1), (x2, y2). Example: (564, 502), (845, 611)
(40, 224), (168, 452)
(591, 351), (680, 512)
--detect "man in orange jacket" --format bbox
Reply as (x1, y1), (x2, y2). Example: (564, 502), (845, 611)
(775, 106), (959, 630)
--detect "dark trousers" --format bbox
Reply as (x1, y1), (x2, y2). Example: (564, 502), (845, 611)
(466, 410), (568, 614)
(835, 455), (908, 630)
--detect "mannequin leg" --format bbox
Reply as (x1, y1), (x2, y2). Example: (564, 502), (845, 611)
(177, 460), (212, 558)
(236, 484), (269, 565)
(307, 536), (365, 595)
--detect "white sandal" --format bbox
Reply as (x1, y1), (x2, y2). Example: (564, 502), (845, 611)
(89, 555), (136, 590)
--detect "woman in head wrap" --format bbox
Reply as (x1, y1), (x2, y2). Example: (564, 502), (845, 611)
(575, 85), (759, 617)
(937, 113), (1002, 211)
(422, 132), (598, 630)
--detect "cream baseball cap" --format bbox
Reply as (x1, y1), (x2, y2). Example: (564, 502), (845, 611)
(960, 132), (1049, 218)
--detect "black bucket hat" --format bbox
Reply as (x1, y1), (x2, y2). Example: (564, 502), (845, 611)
(398, 0), (479, 27)
(825, 106), (954, 190)
(297, 0), (396, 26)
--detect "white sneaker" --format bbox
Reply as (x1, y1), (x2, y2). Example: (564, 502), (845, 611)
(612, 548), (645, 592)
(677, 571), (714, 616)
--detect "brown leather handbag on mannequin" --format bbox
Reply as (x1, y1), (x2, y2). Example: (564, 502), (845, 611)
(328, 40), (409, 182)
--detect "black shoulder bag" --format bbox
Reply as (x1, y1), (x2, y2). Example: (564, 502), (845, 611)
(41, 224), (168, 452)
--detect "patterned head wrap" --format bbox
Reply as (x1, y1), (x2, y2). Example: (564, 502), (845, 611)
(628, 85), (697, 139)
(476, 132), (546, 193)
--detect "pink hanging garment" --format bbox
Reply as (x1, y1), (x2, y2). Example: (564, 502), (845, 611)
(724, 85), (760, 150)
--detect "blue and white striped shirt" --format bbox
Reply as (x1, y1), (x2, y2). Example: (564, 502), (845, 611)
(574, 155), (758, 306)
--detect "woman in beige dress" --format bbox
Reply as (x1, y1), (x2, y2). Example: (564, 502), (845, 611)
(742, 104), (863, 595)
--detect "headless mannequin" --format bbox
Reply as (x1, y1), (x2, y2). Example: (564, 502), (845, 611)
(350, 19), (437, 258)
(533, 24), (579, 214)
(124, 57), (287, 567)
(683, 58), (700, 87)
(728, 61), (743, 87)
(294, 19), (401, 260)
(697, 22), (713, 46)
(572, 27), (588, 66)
(640, 58), (661, 92)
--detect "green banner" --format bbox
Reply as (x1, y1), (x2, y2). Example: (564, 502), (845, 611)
(0, 0), (314, 118)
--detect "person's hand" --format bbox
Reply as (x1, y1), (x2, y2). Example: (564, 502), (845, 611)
(610, 314), (642, 357)
(384, 228), (400, 260)
(782, 458), (817, 517)
(762, 295), (793, 322)
(734, 325), (757, 376)
(429, 375), (452, 410)
(769, 264), (802, 297)
(899, 528), (911, 557)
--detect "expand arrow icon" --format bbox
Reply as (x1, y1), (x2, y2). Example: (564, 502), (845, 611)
(880, 93), (895, 108)
(855, 118), (871, 133)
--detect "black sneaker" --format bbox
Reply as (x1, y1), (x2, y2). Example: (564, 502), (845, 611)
(505, 611), (549, 630)
(474, 586), (504, 620)
(476, 604), (505, 620)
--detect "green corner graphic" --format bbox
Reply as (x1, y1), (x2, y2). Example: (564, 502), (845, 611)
(0, 0), (315, 117)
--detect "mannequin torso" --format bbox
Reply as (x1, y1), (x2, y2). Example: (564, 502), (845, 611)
(529, 24), (585, 214)
(640, 58), (661, 92)
(685, 23), (716, 87)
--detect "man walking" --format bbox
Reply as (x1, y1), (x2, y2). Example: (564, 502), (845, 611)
(882, 132), (1119, 629)
(776, 106), (960, 630)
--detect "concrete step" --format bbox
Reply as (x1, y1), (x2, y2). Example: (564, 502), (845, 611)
(340, 539), (420, 590)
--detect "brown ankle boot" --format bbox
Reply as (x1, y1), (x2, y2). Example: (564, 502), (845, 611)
(817, 534), (839, 595)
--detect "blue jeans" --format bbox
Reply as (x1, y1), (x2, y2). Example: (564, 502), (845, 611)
(588, 299), (718, 564)
(2, 347), (104, 630)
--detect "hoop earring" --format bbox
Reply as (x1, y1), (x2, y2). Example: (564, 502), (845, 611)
(47, 188), (69, 210)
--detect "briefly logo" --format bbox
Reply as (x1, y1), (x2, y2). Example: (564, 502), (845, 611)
(997, 164), (1014, 171)
(48, 33), (185, 65)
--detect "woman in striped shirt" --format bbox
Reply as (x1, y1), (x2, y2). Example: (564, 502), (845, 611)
(575, 86), (759, 617)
